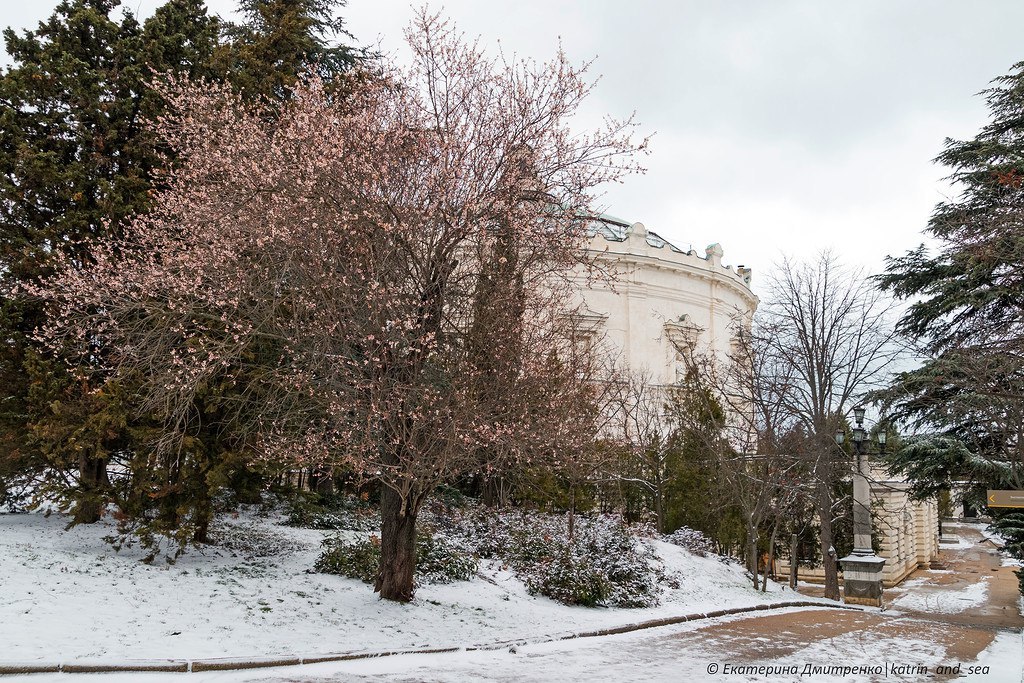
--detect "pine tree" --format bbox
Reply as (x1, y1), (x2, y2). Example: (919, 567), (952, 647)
(0, 0), (221, 520)
(878, 60), (1024, 593)
(879, 62), (1024, 354)
(216, 0), (362, 101)
(0, 0), (220, 286)
(1, 0), (365, 542)
(878, 60), (1024, 488)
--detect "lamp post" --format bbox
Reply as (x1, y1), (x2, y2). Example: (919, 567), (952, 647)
(834, 406), (887, 607)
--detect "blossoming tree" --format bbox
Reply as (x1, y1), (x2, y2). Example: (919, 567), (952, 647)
(35, 10), (646, 601)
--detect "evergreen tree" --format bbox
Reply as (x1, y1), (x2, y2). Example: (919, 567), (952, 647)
(663, 377), (738, 547)
(878, 60), (1024, 593)
(216, 0), (362, 101)
(0, 0), (221, 520)
(0, 0), (365, 546)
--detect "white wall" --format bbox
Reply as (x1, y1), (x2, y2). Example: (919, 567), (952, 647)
(571, 220), (758, 384)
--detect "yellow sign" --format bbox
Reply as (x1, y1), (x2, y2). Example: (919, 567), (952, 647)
(986, 490), (1024, 508)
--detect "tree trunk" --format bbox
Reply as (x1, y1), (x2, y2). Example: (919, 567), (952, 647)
(567, 486), (576, 541)
(73, 454), (108, 524)
(817, 482), (840, 601)
(789, 533), (799, 590)
(746, 523), (759, 590)
(654, 488), (665, 535)
(193, 488), (213, 544)
(313, 468), (335, 495)
(375, 486), (418, 602)
(193, 508), (212, 543)
(482, 476), (505, 507)
(763, 522), (779, 592)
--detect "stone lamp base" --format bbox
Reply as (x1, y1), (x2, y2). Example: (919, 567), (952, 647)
(840, 554), (886, 607)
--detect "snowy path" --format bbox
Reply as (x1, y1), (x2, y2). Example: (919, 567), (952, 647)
(256, 609), (1023, 683)
(10, 606), (1020, 683)
(885, 524), (1024, 631)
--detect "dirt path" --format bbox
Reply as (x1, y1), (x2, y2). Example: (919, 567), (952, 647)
(665, 532), (1024, 683)
(675, 607), (1012, 681)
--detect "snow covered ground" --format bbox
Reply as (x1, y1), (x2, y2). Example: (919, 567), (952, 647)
(0, 509), (800, 663)
(890, 575), (992, 614)
(980, 526), (1009, 548)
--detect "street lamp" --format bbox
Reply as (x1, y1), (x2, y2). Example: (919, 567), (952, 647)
(833, 405), (888, 607)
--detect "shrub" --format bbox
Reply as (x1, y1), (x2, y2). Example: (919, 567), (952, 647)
(315, 530), (477, 585)
(663, 526), (717, 557)
(209, 518), (305, 558)
(441, 506), (661, 608)
(414, 532), (478, 584)
(316, 502), (662, 606)
(572, 517), (660, 608)
(525, 554), (611, 606)
(285, 492), (378, 531)
(315, 535), (381, 582)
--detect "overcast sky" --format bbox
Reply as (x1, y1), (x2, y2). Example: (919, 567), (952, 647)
(3, 0), (1023, 294)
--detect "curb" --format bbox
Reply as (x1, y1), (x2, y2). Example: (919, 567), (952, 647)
(0, 600), (855, 676)
(504, 600), (861, 646)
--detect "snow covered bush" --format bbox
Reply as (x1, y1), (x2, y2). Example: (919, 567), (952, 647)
(285, 492), (379, 531)
(413, 532), (478, 584)
(434, 506), (563, 561)
(522, 519), (660, 607)
(440, 506), (661, 607)
(525, 554), (611, 606)
(209, 518), (305, 558)
(663, 526), (717, 557)
(315, 535), (381, 582)
(571, 518), (660, 607)
(315, 530), (477, 586)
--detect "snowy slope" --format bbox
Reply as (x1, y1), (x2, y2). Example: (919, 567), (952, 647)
(0, 510), (801, 662)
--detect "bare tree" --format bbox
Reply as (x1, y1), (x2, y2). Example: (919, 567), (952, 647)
(759, 251), (900, 600)
(607, 370), (675, 532)
(662, 254), (898, 597)
(668, 336), (804, 591)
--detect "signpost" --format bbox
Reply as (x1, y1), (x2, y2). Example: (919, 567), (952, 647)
(986, 490), (1024, 508)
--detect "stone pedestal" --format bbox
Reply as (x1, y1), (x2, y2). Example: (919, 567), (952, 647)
(841, 554), (886, 607)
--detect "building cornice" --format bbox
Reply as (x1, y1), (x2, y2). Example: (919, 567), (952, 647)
(585, 221), (758, 310)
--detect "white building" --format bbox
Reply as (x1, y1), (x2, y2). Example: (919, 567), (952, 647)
(571, 216), (758, 381)
(573, 216), (939, 588)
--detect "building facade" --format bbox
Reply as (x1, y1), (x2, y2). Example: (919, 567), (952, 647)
(776, 470), (940, 587)
(573, 217), (939, 588)
(571, 216), (758, 381)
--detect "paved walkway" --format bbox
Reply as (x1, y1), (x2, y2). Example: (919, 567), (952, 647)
(199, 603), (1021, 683)
(884, 523), (1023, 631)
